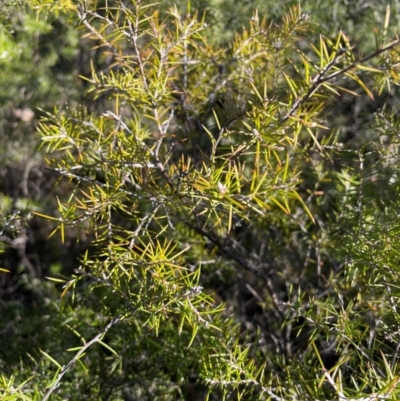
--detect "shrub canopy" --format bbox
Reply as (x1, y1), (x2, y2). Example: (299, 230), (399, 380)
(2, 1), (400, 400)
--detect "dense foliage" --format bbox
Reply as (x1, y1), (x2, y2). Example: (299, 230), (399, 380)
(2, 1), (400, 400)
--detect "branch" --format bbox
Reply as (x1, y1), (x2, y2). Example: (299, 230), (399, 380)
(181, 216), (285, 322)
(281, 37), (400, 123)
(41, 308), (133, 401)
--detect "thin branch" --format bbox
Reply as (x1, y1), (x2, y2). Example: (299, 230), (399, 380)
(41, 308), (133, 401)
(281, 37), (400, 123)
(77, 5), (121, 61)
(44, 167), (153, 202)
(182, 216), (284, 321)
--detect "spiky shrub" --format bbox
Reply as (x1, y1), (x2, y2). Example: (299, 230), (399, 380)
(10, 0), (400, 400)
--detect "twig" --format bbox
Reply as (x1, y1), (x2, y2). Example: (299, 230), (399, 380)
(101, 111), (176, 190)
(77, 5), (121, 61)
(281, 37), (400, 124)
(182, 216), (284, 321)
(44, 167), (153, 201)
(41, 308), (133, 401)
(129, 202), (160, 248)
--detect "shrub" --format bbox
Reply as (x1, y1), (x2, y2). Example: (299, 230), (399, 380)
(3, 1), (400, 400)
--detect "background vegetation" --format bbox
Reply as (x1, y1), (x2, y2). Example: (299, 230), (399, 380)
(2, 1), (400, 400)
